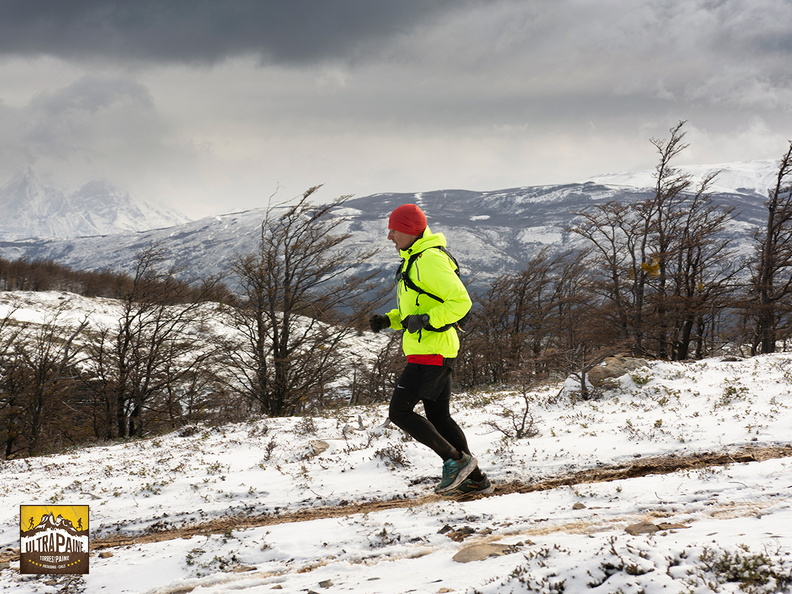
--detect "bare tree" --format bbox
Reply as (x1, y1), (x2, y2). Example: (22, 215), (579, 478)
(568, 201), (640, 347)
(17, 309), (88, 453)
(749, 141), (792, 354)
(664, 175), (739, 359)
(457, 275), (512, 386)
(570, 121), (738, 359)
(640, 121), (696, 357)
(0, 304), (25, 458)
(225, 187), (380, 417)
(83, 245), (221, 438)
(461, 248), (597, 386)
(0, 302), (90, 457)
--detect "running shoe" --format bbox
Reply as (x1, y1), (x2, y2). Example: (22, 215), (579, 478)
(434, 453), (477, 494)
(442, 474), (494, 497)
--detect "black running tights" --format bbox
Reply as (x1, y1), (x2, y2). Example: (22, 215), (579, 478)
(388, 362), (470, 461)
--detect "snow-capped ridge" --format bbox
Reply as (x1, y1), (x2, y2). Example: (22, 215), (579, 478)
(0, 170), (190, 241)
(587, 159), (779, 196)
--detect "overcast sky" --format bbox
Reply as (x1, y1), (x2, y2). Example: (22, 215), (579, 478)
(0, 0), (790, 217)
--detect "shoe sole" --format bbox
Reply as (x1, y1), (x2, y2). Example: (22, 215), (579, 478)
(434, 455), (478, 494)
(443, 484), (494, 497)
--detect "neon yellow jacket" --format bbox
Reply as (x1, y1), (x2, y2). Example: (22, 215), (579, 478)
(385, 226), (472, 358)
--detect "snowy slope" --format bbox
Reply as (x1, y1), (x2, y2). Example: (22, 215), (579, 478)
(0, 291), (791, 593)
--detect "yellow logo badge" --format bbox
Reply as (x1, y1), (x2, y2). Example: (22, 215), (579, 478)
(19, 505), (89, 574)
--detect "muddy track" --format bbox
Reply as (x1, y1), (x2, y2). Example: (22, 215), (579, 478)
(3, 444), (791, 562)
(91, 444), (792, 550)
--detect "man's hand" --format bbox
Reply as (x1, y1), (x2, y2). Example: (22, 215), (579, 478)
(404, 314), (430, 333)
(369, 314), (390, 333)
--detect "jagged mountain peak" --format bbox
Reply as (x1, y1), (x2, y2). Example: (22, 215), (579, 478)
(0, 170), (190, 241)
(0, 169), (65, 217)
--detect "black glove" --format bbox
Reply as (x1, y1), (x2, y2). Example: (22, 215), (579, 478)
(404, 314), (430, 333)
(369, 314), (390, 333)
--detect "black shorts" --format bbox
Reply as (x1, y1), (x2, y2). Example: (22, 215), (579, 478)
(392, 361), (453, 404)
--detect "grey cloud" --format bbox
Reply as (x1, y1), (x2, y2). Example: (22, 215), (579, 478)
(404, 0), (792, 112)
(0, 74), (183, 191)
(0, 0), (473, 65)
(1, 0), (790, 215)
(24, 76), (160, 158)
(29, 76), (154, 116)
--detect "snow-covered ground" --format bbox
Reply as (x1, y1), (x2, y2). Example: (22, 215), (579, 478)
(1, 293), (792, 593)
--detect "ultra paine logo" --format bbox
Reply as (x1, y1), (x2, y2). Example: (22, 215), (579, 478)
(19, 505), (89, 574)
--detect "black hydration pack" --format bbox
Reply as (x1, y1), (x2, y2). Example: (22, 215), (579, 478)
(395, 246), (469, 332)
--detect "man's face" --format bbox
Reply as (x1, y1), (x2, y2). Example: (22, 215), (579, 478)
(388, 228), (418, 251)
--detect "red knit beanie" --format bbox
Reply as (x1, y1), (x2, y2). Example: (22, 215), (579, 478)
(388, 204), (427, 236)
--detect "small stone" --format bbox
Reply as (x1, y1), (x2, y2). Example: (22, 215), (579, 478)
(98, 551), (114, 558)
(572, 502), (586, 510)
(452, 543), (512, 563)
(310, 440), (330, 456)
(625, 521), (659, 535)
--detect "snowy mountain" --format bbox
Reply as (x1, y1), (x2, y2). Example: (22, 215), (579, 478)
(0, 170), (190, 240)
(0, 161), (778, 291)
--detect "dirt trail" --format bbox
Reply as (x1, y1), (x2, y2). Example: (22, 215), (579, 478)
(3, 444), (790, 562)
(92, 444), (792, 549)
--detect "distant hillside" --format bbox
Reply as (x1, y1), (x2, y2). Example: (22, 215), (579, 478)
(0, 161), (778, 292)
(586, 159), (778, 196)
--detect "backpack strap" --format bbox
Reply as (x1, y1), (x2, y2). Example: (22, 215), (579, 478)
(395, 246), (461, 333)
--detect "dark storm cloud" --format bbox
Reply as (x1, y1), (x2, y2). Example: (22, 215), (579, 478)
(0, 0), (471, 64)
